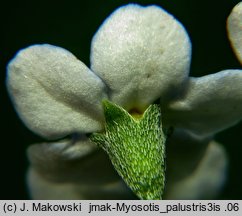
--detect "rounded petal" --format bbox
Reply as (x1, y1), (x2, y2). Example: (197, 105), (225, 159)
(227, 2), (242, 64)
(165, 129), (211, 183)
(28, 168), (135, 199)
(27, 136), (117, 184)
(91, 4), (191, 111)
(163, 70), (242, 137)
(166, 141), (227, 199)
(27, 137), (136, 199)
(6, 44), (107, 139)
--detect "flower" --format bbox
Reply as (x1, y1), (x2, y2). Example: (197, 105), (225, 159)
(227, 2), (242, 64)
(6, 3), (242, 199)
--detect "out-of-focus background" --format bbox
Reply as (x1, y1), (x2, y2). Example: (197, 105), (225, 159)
(1, 0), (241, 199)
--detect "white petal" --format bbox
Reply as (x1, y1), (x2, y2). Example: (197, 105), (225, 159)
(91, 4), (191, 111)
(165, 141), (227, 199)
(163, 70), (242, 137)
(27, 168), (134, 199)
(165, 129), (211, 184)
(6, 44), (107, 139)
(27, 137), (135, 199)
(227, 2), (242, 64)
(27, 136), (118, 184)
(27, 168), (86, 199)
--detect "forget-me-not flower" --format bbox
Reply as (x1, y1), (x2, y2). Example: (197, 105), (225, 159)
(6, 3), (242, 199)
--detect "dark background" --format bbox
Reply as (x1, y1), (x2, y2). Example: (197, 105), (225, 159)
(1, 0), (242, 199)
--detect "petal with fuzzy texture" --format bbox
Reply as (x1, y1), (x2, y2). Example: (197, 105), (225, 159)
(27, 136), (118, 185)
(27, 168), (135, 199)
(27, 136), (136, 199)
(227, 2), (242, 64)
(91, 4), (191, 111)
(165, 129), (211, 184)
(163, 70), (242, 137)
(7, 44), (107, 139)
(27, 130), (226, 200)
(165, 141), (227, 199)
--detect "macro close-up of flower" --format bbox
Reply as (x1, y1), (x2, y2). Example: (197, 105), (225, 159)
(2, 0), (242, 200)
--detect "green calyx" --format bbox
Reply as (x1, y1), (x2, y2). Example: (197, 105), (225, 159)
(90, 100), (166, 200)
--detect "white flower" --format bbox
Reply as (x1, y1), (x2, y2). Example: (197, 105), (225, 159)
(6, 3), (242, 199)
(227, 2), (242, 64)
